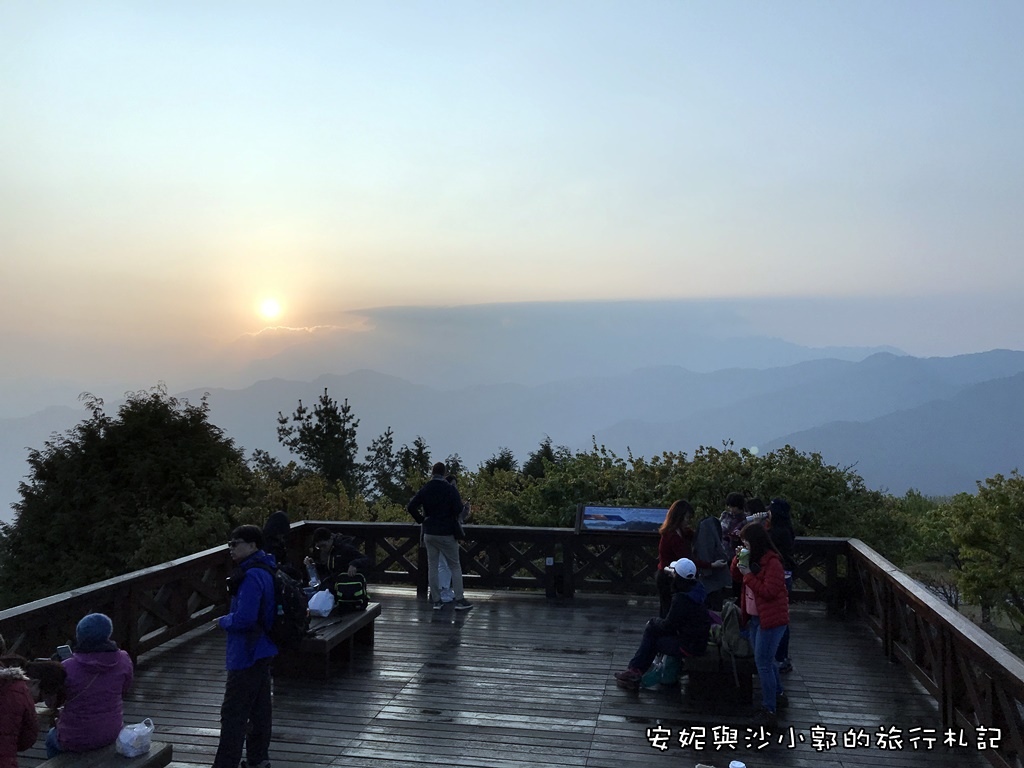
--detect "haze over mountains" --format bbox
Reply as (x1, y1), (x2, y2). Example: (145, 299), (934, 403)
(3, 302), (1022, 524)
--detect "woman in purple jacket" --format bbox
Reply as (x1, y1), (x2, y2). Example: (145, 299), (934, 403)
(46, 613), (134, 758)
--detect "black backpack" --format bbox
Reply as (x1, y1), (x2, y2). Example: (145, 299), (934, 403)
(333, 573), (369, 612)
(248, 562), (309, 649)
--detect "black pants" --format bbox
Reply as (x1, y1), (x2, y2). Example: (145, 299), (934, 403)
(656, 568), (674, 618)
(213, 657), (273, 768)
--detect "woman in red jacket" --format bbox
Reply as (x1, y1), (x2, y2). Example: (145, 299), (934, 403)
(734, 521), (790, 728)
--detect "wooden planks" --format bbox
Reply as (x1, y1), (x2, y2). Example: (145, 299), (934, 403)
(20, 587), (992, 768)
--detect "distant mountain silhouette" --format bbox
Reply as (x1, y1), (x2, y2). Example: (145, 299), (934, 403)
(763, 371), (1024, 495)
(2, 348), (1023, 522)
(214, 301), (904, 388)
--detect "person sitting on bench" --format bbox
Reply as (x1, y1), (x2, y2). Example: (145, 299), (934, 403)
(613, 558), (711, 688)
(304, 528), (371, 591)
(45, 613), (134, 758)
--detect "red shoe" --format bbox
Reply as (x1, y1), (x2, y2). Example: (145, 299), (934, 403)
(614, 668), (642, 688)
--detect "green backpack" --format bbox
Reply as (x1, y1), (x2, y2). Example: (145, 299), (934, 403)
(712, 599), (753, 658)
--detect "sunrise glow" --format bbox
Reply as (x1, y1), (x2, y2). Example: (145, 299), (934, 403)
(258, 298), (282, 321)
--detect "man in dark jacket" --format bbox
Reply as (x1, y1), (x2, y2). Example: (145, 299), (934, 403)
(304, 527), (372, 591)
(407, 462), (473, 611)
(614, 558), (710, 688)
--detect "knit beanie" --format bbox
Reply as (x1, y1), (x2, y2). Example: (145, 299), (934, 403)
(76, 613), (113, 650)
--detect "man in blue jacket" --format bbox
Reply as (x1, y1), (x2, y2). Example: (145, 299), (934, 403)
(213, 525), (278, 768)
(407, 462), (473, 611)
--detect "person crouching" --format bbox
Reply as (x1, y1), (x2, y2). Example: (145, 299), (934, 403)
(614, 558), (710, 688)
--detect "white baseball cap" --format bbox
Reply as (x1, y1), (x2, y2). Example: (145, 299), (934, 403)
(668, 558), (697, 580)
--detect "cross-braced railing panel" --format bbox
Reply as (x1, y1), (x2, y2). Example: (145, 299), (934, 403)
(849, 540), (1024, 768)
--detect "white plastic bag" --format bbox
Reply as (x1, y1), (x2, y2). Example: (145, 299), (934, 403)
(308, 588), (335, 617)
(115, 718), (154, 757)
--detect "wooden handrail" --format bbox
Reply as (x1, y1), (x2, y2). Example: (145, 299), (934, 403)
(848, 539), (1024, 768)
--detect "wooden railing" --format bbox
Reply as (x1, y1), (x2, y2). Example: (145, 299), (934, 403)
(0, 521), (848, 660)
(849, 540), (1024, 768)
(2, 523), (1021, 768)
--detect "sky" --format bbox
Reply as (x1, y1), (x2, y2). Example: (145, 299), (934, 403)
(2, 1), (1023, 413)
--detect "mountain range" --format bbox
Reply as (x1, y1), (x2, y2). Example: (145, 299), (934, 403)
(3, 347), (1023, 522)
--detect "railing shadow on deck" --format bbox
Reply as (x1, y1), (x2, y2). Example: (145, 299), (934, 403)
(1, 522), (1022, 768)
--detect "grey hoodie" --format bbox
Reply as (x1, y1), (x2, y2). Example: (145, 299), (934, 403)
(693, 516), (731, 592)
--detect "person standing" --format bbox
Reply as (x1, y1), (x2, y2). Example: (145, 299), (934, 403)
(213, 525), (278, 768)
(434, 474), (471, 603)
(721, 492), (747, 600)
(407, 462), (473, 611)
(767, 497), (797, 673)
(733, 521), (790, 729)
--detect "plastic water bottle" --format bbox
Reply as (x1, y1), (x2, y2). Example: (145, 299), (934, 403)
(306, 562), (321, 589)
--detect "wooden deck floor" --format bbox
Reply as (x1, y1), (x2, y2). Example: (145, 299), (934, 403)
(21, 586), (990, 768)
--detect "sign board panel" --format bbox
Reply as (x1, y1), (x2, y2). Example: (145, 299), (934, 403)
(575, 504), (668, 534)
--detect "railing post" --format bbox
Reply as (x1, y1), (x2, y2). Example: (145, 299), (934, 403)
(825, 546), (840, 616)
(415, 536), (429, 599)
(564, 535), (576, 598)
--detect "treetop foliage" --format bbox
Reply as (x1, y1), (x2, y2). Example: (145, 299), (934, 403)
(0, 387), (252, 606)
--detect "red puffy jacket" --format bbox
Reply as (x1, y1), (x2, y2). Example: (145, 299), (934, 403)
(0, 666), (39, 768)
(741, 549), (789, 630)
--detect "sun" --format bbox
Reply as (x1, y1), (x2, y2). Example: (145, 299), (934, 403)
(258, 298), (282, 321)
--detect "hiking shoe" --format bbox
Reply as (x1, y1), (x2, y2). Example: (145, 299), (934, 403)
(431, 600), (444, 610)
(453, 599), (474, 611)
(614, 668), (642, 688)
(752, 707), (778, 730)
(778, 658), (794, 673)
(775, 691), (790, 709)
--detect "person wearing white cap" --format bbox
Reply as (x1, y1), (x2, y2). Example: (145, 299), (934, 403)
(614, 557), (711, 688)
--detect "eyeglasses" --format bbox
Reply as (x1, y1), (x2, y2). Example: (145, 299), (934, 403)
(227, 539), (247, 548)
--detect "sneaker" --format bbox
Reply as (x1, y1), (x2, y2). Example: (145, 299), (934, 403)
(752, 707), (778, 729)
(614, 668), (642, 688)
(778, 658), (794, 673)
(453, 599), (474, 611)
(775, 691), (790, 709)
(431, 601), (444, 610)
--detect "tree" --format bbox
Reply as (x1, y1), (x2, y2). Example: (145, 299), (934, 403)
(946, 472), (1024, 633)
(522, 436), (571, 479)
(363, 427), (404, 504)
(445, 453), (465, 477)
(0, 387), (253, 607)
(397, 436), (432, 496)
(277, 389), (361, 497)
(482, 447), (519, 475)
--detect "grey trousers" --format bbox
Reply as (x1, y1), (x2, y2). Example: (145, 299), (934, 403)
(424, 533), (464, 601)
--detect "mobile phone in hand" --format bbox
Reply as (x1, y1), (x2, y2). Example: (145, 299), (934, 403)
(56, 644), (72, 660)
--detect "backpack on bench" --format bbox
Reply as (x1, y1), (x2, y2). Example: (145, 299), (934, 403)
(333, 573), (369, 612)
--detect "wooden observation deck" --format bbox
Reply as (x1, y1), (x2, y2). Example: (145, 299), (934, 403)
(2, 522), (1021, 768)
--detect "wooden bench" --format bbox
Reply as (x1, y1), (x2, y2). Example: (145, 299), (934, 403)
(39, 741), (172, 768)
(681, 646), (757, 705)
(276, 602), (381, 679)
